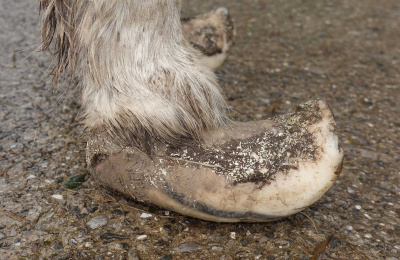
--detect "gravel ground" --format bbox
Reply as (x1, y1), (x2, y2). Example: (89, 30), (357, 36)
(1, 0), (399, 259)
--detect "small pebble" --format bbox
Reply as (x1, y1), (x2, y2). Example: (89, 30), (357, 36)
(240, 239), (248, 246)
(140, 213), (152, 218)
(53, 243), (63, 249)
(79, 228), (88, 236)
(70, 206), (80, 213)
(226, 240), (235, 248)
(0, 233), (5, 240)
(111, 209), (123, 215)
(136, 235), (147, 240)
(212, 246), (223, 252)
(112, 223), (123, 231)
(51, 194), (64, 200)
(230, 232), (236, 239)
(259, 236), (268, 243)
(172, 241), (203, 252)
(346, 226), (353, 230)
(10, 229), (17, 237)
(86, 215), (108, 229)
(89, 207), (98, 213)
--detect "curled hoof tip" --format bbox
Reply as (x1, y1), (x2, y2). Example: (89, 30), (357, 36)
(89, 99), (343, 222)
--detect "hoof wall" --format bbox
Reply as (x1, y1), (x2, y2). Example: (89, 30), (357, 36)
(88, 99), (343, 222)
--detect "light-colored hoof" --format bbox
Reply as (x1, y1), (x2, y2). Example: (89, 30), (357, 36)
(88, 99), (343, 222)
(182, 7), (236, 71)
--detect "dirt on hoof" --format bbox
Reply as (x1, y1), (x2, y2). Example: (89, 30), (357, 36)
(1, 0), (399, 259)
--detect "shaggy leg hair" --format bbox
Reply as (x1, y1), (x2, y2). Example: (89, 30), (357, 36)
(40, 0), (229, 151)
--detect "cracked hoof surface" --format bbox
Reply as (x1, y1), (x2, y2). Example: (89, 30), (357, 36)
(88, 99), (343, 222)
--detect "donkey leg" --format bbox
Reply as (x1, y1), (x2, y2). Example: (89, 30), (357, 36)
(40, 0), (343, 222)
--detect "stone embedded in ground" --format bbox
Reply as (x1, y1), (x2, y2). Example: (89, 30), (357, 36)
(9, 229), (16, 237)
(50, 194), (64, 200)
(136, 235), (147, 240)
(139, 213), (152, 218)
(52, 243), (63, 250)
(212, 246), (223, 252)
(172, 241), (203, 252)
(86, 215), (108, 229)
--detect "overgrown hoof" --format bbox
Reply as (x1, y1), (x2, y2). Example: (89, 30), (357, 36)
(88, 99), (343, 222)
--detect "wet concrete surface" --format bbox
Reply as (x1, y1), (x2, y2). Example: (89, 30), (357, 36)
(1, 0), (399, 259)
